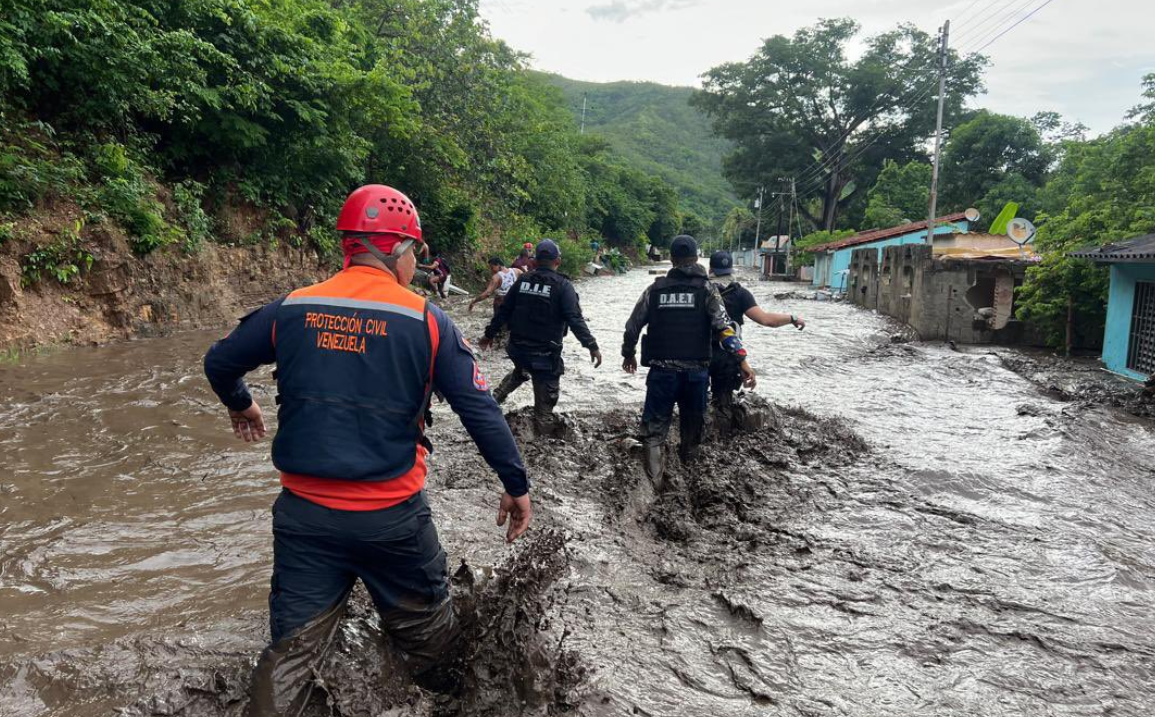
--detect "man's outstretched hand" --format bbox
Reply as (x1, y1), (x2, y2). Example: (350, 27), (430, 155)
(590, 348), (603, 368)
(229, 403), (266, 442)
(497, 492), (532, 543)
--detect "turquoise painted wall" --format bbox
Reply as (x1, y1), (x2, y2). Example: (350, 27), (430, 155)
(1102, 263), (1155, 380)
(820, 221), (968, 292)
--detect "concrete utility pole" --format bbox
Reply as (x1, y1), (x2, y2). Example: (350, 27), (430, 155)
(926, 20), (950, 249)
(785, 176), (796, 276)
(580, 93), (588, 135)
(774, 193), (785, 275)
(753, 185), (765, 258)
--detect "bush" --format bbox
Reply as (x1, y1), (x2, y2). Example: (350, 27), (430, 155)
(21, 220), (93, 287)
(172, 180), (212, 253)
(0, 128), (85, 212)
(97, 173), (169, 254)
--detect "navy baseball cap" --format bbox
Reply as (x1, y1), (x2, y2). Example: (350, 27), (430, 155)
(536, 239), (560, 262)
(709, 250), (733, 276)
(670, 235), (698, 259)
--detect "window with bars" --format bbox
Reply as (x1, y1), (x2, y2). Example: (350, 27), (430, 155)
(1127, 281), (1155, 375)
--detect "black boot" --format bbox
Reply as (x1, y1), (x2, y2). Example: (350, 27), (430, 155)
(643, 443), (666, 493)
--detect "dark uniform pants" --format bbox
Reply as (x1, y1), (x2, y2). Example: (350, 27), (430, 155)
(642, 367), (708, 463)
(709, 350), (744, 409)
(492, 344), (563, 425)
(246, 489), (460, 716)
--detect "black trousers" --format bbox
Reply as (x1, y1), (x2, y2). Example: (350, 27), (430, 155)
(245, 490), (460, 716)
(708, 351), (744, 408)
(491, 344), (562, 420)
(642, 367), (708, 462)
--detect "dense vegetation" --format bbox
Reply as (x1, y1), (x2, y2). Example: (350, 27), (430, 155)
(541, 73), (737, 229)
(0, 0), (685, 281)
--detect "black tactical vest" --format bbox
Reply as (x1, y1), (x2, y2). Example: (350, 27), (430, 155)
(508, 269), (567, 347)
(642, 275), (711, 365)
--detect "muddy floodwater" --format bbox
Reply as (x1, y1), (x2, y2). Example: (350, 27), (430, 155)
(2, 266), (1155, 716)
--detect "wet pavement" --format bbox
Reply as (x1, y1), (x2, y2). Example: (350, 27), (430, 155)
(1, 265), (1154, 715)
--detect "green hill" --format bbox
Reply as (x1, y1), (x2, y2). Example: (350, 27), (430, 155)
(537, 73), (738, 224)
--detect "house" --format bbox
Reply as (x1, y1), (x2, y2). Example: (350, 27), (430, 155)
(1070, 234), (1155, 381)
(810, 213), (970, 292)
(759, 235), (791, 276)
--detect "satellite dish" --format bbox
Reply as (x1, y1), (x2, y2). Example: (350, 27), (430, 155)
(964, 207), (981, 222)
(1007, 217), (1036, 245)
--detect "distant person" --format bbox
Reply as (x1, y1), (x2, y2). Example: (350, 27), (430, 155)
(469, 257), (522, 315)
(511, 242), (535, 272)
(621, 235), (754, 490)
(481, 239), (601, 435)
(708, 250), (804, 416)
(202, 185), (530, 712)
(420, 253), (451, 299)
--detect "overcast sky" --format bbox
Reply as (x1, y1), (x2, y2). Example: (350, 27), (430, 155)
(479, 0), (1154, 136)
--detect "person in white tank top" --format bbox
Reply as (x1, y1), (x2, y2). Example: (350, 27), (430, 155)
(469, 256), (523, 315)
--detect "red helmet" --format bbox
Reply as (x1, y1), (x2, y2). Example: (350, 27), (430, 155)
(335, 184), (423, 243)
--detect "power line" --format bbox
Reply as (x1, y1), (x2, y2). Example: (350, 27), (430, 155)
(972, 0), (1058, 53)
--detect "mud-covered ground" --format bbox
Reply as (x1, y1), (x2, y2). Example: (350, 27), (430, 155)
(2, 267), (1155, 716)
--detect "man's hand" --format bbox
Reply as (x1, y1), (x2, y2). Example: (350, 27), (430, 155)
(497, 492), (532, 543)
(229, 403), (266, 442)
(590, 349), (603, 368)
(479, 336), (493, 351)
(622, 355), (637, 374)
(740, 360), (756, 389)
(792, 315), (806, 330)
(468, 300), (477, 312)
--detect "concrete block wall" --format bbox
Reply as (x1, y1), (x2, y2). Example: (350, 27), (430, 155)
(849, 244), (1034, 345)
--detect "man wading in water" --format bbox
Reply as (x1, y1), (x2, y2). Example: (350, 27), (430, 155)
(707, 249), (805, 427)
(203, 184), (532, 714)
(480, 239), (601, 436)
(622, 235), (755, 489)
(469, 256), (522, 316)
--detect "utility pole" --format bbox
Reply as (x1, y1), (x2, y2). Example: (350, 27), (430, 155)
(752, 185), (764, 262)
(580, 93), (588, 135)
(926, 20), (950, 249)
(774, 193), (785, 275)
(785, 177), (796, 276)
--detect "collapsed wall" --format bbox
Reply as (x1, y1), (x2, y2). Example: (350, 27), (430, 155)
(847, 243), (1041, 344)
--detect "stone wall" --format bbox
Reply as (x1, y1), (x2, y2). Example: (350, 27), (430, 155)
(847, 244), (1039, 345)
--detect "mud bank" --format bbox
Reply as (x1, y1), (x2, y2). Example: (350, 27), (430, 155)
(0, 211), (329, 351)
(997, 350), (1155, 419)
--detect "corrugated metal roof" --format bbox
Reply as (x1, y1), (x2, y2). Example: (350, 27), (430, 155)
(808, 212), (969, 253)
(1069, 233), (1155, 262)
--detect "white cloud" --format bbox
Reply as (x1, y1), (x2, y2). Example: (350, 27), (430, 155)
(586, 0), (701, 23)
(480, 0), (1155, 135)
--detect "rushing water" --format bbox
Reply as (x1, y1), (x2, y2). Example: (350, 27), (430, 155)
(1, 265), (1154, 716)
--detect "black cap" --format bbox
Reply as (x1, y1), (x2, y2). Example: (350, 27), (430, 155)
(670, 235), (698, 259)
(709, 250), (733, 276)
(536, 239), (560, 262)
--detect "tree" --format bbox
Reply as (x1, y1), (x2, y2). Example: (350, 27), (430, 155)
(938, 110), (1051, 218)
(694, 18), (984, 231)
(1016, 84), (1155, 347)
(864, 160), (931, 228)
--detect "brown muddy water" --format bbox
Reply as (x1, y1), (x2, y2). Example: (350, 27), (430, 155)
(2, 266), (1155, 716)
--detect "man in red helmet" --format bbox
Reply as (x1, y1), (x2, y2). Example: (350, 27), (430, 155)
(511, 242), (535, 272)
(204, 185), (532, 713)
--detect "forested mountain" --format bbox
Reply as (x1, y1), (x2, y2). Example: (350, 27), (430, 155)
(539, 73), (738, 225)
